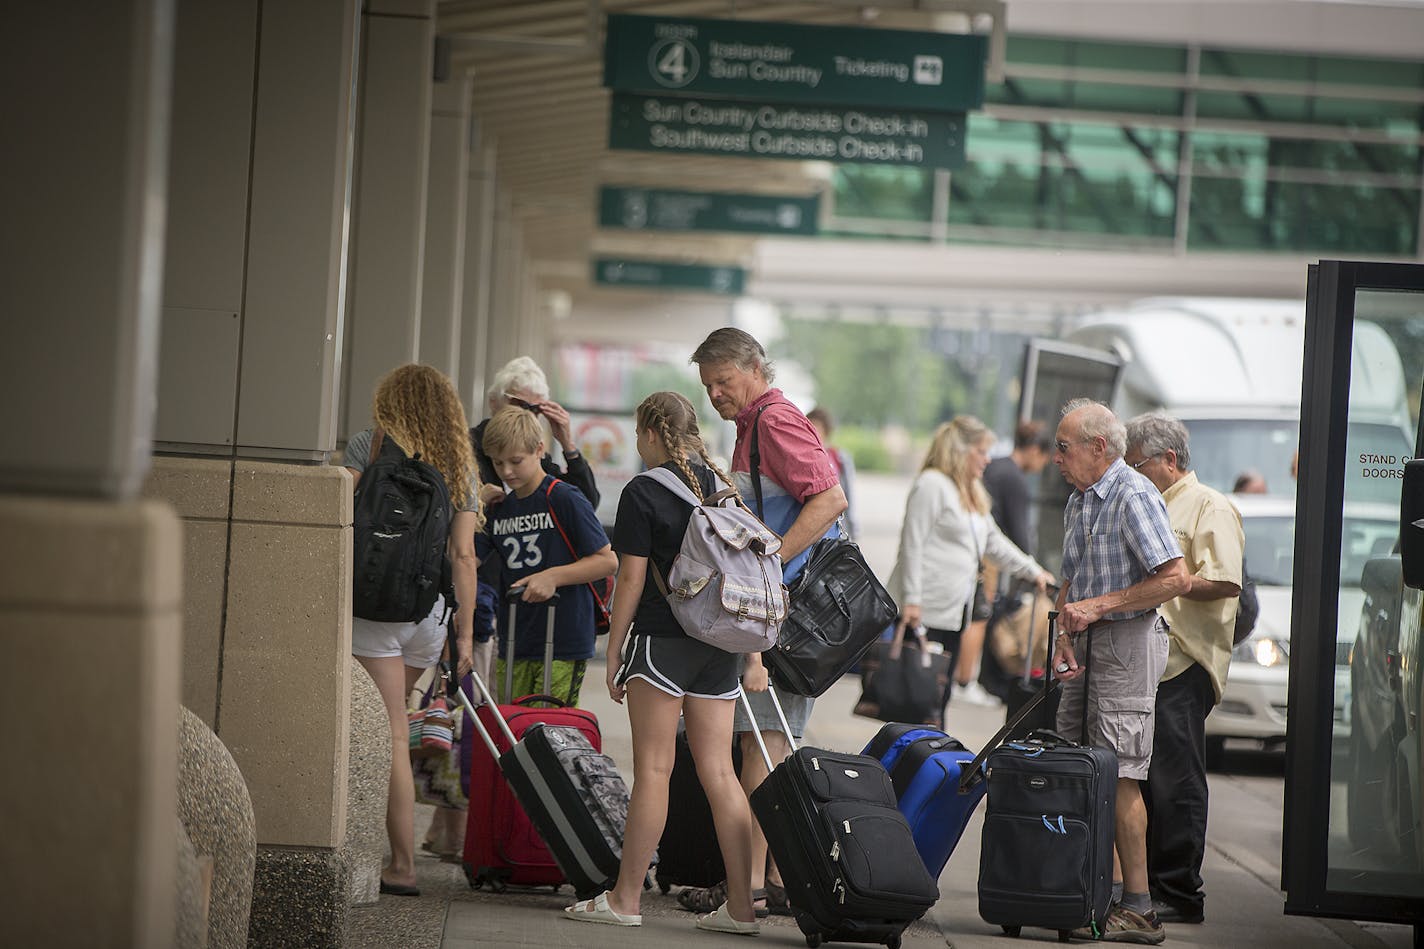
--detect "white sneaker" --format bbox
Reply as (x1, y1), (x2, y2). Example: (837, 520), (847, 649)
(952, 681), (1002, 707)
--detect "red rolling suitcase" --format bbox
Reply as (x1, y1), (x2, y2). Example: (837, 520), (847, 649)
(461, 595), (598, 891)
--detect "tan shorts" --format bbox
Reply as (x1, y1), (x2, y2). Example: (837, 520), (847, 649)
(1055, 611), (1169, 780)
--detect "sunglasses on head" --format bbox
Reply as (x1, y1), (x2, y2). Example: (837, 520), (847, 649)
(507, 396), (543, 415)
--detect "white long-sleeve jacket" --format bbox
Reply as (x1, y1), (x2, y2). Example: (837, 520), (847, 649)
(889, 468), (1044, 632)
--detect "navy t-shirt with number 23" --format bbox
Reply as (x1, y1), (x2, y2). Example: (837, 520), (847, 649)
(476, 474), (609, 662)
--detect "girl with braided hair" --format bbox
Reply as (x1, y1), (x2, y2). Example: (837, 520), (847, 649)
(343, 363), (483, 896)
(564, 391), (758, 934)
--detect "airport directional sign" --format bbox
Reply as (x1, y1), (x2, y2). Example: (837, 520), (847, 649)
(608, 92), (966, 169)
(599, 186), (820, 236)
(604, 13), (986, 113)
(592, 257), (746, 295)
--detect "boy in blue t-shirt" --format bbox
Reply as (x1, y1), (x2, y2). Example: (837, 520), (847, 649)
(478, 406), (616, 704)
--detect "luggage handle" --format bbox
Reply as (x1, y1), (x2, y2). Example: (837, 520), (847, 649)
(737, 683), (797, 773)
(505, 587), (559, 704)
(440, 655), (517, 760)
(512, 694), (570, 709)
(958, 610), (1062, 794)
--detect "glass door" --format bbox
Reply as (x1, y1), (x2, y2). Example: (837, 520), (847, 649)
(1285, 261), (1424, 923)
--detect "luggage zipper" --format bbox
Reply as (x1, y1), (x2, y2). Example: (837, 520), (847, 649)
(834, 879), (847, 905)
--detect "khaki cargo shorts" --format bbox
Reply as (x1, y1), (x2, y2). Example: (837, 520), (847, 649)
(1055, 611), (1169, 780)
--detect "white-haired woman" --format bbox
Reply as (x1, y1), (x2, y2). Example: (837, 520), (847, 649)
(889, 416), (1054, 727)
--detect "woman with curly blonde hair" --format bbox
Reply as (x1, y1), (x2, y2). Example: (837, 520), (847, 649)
(888, 416), (1053, 727)
(344, 363), (483, 897)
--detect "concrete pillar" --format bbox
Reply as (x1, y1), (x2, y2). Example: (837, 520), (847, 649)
(341, 0), (436, 442)
(0, 4), (181, 947)
(485, 188), (521, 380)
(459, 135), (498, 418)
(418, 77), (473, 378)
(149, 1), (361, 945)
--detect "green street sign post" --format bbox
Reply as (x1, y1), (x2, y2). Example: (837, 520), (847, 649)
(599, 186), (820, 235)
(604, 13), (987, 113)
(608, 92), (966, 169)
(592, 257), (747, 295)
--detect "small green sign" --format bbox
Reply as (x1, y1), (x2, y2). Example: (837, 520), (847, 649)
(599, 187), (820, 236)
(608, 93), (966, 169)
(592, 257), (746, 295)
(604, 13), (986, 113)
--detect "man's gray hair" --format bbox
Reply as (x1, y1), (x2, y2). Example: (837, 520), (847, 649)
(1126, 412), (1192, 470)
(487, 356), (549, 402)
(1062, 397), (1126, 459)
(690, 327), (776, 383)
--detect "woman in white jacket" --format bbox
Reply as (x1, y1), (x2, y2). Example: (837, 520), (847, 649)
(889, 416), (1053, 725)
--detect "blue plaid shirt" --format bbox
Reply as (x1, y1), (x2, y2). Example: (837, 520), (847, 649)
(1062, 458), (1181, 621)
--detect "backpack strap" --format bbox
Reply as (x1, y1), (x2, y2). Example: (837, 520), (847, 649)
(542, 479), (611, 618)
(368, 426), (385, 466)
(747, 400), (793, 520)
(633, 467), (703, 601)
(636, 465), (702, 506)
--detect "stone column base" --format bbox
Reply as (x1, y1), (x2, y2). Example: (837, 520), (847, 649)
(248, 848), (350, 948)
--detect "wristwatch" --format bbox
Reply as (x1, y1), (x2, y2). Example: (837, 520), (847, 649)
(564, 448), (581, 461)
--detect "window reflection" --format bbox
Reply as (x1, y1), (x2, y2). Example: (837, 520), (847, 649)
(1331, 291), (1424, 896)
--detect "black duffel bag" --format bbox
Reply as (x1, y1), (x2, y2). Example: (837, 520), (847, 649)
(764, 534), (899, 697)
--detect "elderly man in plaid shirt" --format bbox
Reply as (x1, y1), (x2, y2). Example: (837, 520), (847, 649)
(1051, 399), (1190, 945)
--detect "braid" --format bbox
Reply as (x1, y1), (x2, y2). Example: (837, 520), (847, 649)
(696, 444), (739, 499)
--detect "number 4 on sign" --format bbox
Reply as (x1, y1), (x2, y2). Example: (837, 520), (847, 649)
(651, 38), (699, 88)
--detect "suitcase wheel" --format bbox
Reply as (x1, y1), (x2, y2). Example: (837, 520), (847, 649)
(1001, 925), (1022, 938)
(658, 880), (671, 894)
(1057, 931), (1073, 943)
(886, 935), (902, 949)
(462, 864), (480, 890)
(804, 936), (822, 949)
(487, 876), (507, 894)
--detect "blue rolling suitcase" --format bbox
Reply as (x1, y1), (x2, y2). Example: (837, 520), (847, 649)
(862, 724), (985, 879)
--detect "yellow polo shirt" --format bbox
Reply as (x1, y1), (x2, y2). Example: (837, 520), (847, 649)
(1159, 472), (1243, 703)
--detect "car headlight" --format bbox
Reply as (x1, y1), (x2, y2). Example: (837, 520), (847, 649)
(1233, 636), (1289, 667)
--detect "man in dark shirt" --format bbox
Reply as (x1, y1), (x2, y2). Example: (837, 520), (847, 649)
(983, 419), (1053, 554)
(981, 420), (1054, 698)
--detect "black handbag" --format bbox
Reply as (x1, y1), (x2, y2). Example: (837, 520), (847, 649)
(748, 405), (898, 697)
(766, 533), (899, 696)
(854, 625), (951, 725)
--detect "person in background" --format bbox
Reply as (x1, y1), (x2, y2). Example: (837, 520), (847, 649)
(1231, 470), (1268, 495)
(979, 419), (1056, 699)
(807, 406), (859, 539)
(678, 327), (846, 918)
(565, 391), (758, 934)
(344, 364), (482, 898)
(888, 416), (1053, 727)
(1052, 399), (1189, 945)
(1126, 414), (1242, 926)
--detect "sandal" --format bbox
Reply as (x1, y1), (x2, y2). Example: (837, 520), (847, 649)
(564, 890), (641, 927)
(763, 881), (793, 916)
(696, 901), (760, 936)
(678, 881), (729, 914)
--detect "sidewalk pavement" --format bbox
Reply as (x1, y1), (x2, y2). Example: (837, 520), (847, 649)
(345, 650), (1415, 949)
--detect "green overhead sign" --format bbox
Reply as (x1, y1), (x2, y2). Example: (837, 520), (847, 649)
(608, 93), (966, 169)
(604, 13), (987, 113)
(599, 186), (820, 235)
(593, 257), (746, 295)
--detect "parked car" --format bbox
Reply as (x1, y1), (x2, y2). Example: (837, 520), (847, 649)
(1349, 542), (1419, 866)
(1206, 496), (1397, 763)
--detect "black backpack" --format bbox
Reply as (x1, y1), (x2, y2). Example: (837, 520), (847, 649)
(352, 430), (453, 623)
(1233, 556), (1259, 645)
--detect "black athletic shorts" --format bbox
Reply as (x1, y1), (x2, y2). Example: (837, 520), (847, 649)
(614, 631), (741, 699)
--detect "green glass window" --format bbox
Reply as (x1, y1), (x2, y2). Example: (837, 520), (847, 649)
(1190, 175), (1420, 255)
(1006, 36), (1187, 74)
(835, 166), (934, 222)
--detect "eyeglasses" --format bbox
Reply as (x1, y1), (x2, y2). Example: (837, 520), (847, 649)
(506, 396), (543, 416)
(1130, 454), (1158, 470)
(1054, 439), (1086, 454)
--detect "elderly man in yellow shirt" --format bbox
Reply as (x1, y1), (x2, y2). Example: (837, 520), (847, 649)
(1124, 413), (1243, 928)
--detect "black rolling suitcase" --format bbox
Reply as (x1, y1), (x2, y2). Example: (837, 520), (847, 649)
(654, 728), (743, 892)
(746, 688), (938, 948)
(961, 612), (1117, 942)
(449, 653), (646, 899)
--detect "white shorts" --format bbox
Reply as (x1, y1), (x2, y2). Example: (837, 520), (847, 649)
(352, 595), (447, 668)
